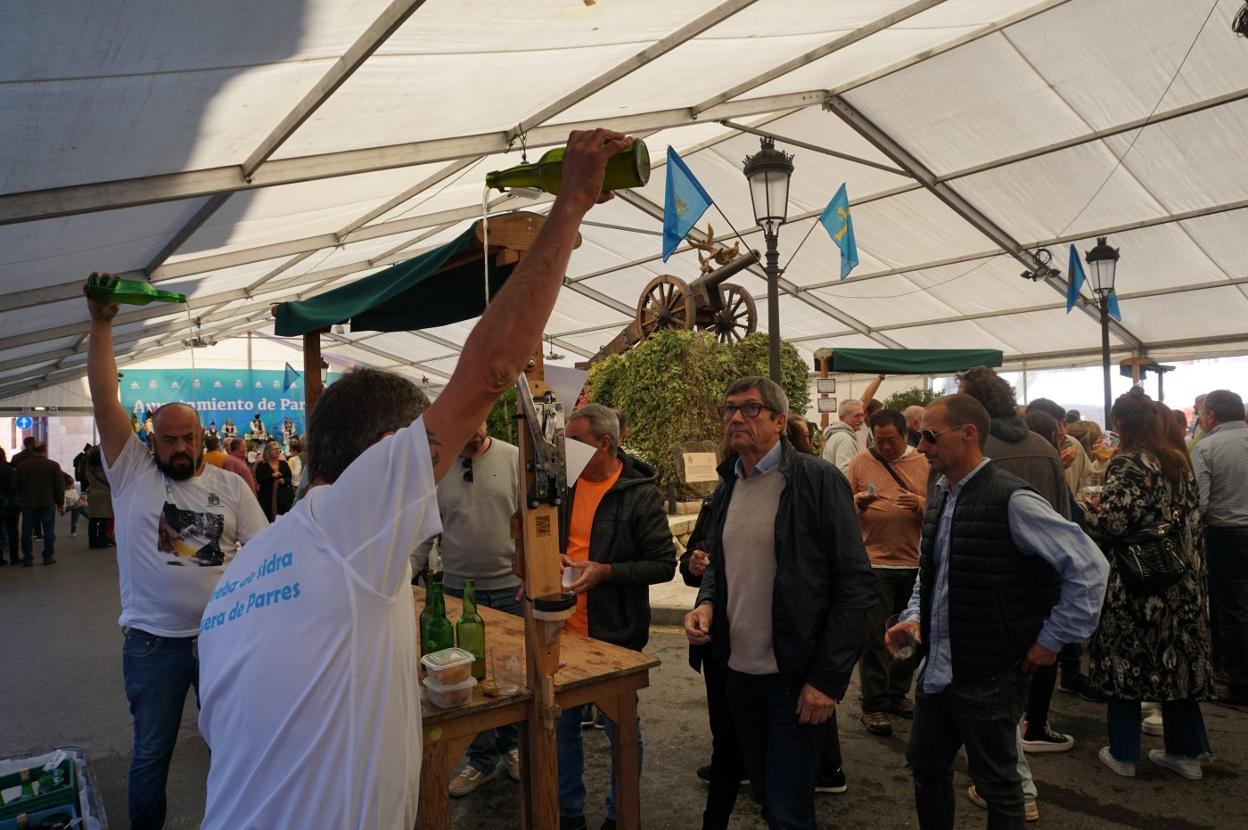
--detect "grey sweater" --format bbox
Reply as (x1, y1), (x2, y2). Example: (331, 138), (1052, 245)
(415, 438), (520, 590)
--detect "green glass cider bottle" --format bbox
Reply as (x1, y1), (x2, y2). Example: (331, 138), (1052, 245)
(422, 576), (456, 655)
(485, 140), (650, 195)
(85, 273), (187, 306)
(455, 579), (487, 681)
(419, 570), (441, 652)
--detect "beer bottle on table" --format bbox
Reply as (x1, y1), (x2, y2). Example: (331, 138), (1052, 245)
(422, 578), (456, 655)
(84, 273), (187, 306)
(419, 570), (441, 652)
(456, 579), (486, 681)
(485, 139), (650, 195)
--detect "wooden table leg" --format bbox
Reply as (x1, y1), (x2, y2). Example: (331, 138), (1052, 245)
(418, 731), (474, 830)
(521, 703), (561, 829)
(600, 692), (640, 830)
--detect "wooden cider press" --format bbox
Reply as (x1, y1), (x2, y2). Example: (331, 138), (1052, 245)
(512, 352), (577, 730)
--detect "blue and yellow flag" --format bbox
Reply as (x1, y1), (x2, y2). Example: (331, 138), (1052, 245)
(282, 362), (301, 392)
(1107, 290), (1122, 322)
(662, 146), (713, 262)
(819, 184), (858, 279)
(1065, 244), (1085, 312)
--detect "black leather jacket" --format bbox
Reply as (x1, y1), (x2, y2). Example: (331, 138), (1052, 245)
(694, 439), (875, 698)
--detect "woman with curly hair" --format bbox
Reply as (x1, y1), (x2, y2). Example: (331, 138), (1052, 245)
(1084, 387), (1214, 780)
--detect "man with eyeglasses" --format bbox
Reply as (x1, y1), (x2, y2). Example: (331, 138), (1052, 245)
(412, 421), (522, 799)
(557, 403), (675, 830)
(886, 395), (1107, 830)
(685, 376), (875, 830)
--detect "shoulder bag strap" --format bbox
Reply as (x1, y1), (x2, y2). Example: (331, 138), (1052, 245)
(869, 447), (911, 492)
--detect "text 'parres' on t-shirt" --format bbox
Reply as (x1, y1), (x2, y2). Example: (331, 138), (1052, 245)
(197, 416), (442, 830)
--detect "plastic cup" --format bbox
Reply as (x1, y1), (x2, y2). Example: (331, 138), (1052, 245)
(885, 613), (916, 661)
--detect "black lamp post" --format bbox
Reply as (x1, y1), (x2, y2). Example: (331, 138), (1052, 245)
(1085, 236), (1120, 425)
(742, 137), (794, 382)
(319, 358), (329, 385)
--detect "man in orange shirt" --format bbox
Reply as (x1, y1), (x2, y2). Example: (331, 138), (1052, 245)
(847, 409), (929, 738)
(557, 403), (675, 830)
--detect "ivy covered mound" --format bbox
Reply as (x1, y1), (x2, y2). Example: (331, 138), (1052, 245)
(585, 330), (809, 497)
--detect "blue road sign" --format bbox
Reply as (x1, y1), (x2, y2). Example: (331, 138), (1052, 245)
(14, 416), (32, 430)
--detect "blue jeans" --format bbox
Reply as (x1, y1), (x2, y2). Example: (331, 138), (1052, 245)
(20, 507), (55, 562)
(557, 696), (643, 820)
(69, 505), (89, 534)
(725, 670), (821, 830)
(1106, 698), (1211, 763)
(122, 628), (199, 830)
(445, 585), (523, 772)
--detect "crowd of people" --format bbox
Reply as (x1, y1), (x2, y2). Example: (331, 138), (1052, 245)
(51, 130), (1247, 830)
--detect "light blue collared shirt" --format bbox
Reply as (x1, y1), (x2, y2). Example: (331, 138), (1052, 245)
(901, 458), (1109, 694)
(735, 439), (783, 480)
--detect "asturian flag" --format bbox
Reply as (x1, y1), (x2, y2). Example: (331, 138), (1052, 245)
(819, 183), (859, 279)
(282, 362), (301, 392)
(662, 146), (714, 262)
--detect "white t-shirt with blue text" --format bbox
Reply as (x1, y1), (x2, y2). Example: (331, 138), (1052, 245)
(197, 417), (442, 830)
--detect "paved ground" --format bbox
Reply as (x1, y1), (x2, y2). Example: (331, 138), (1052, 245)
(4, 520), (1248, 828)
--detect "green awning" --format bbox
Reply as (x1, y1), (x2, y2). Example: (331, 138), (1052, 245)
(273, 227), (518, 337)
(817, 348), (1003, 374)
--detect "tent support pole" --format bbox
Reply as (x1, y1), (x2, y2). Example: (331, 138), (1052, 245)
(304, 331), (325, 416)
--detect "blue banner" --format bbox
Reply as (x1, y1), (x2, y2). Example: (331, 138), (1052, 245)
(119, 369), (336, 438)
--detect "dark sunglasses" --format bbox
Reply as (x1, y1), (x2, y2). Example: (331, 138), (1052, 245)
(719, 402), (774, 421)
(919, 426), (959, 444)
(462, 456), (473, 483)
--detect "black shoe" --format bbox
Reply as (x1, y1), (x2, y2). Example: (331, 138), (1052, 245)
(559, 816), (587, 830)
(20, 559), (32, 568)
(815, 767), (847, 794)
(42, 557), (56, 565)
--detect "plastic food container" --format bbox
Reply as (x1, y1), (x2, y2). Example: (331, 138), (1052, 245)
(421, 647), (475, 684)
(423, 675), (477, 709)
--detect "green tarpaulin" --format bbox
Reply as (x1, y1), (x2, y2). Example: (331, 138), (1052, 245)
(817, 348), (1003, 374)
(273, 227), (517, 337)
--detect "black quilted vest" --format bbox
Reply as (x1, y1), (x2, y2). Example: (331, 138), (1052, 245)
(918, 463), (1063, 680)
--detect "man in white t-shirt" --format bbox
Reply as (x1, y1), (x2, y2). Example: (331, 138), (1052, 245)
(192, 127), (633, 830)
(84, 304), (269, 830)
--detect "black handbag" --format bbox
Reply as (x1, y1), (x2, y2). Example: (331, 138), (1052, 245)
(1112, 507), (1188, 597)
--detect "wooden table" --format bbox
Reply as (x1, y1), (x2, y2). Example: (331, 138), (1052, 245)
(415, 588), (659, 830)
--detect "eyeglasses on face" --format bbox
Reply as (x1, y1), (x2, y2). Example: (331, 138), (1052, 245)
(919, 425), (960, 444)
(719, 402), (774, 421)
(462, 456), (473, 483)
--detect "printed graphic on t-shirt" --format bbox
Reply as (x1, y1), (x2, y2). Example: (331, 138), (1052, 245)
(158, 501), (226, 566)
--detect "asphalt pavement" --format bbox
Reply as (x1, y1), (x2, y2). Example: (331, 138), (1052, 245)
(3, 519), (1247, 828)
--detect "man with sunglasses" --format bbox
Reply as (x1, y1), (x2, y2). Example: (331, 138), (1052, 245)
(886, 395), (1107, 830)
(412, 421), (522, 798)
(685, 377), (875, 830)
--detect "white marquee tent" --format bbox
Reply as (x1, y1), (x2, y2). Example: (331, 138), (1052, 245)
(3, 0), (1247, 405)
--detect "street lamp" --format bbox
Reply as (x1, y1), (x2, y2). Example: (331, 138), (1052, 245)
(319, 359), (329, 385)
(742, 136), (794, 382)
(1085, 236), (1120, 425)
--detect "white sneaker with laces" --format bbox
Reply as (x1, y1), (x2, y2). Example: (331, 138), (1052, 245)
(1098, 746), (1136, 777)
(1142, 710), (1164, 736)
(1148, 749), (1203, 780)
(504, 748), (521, 781)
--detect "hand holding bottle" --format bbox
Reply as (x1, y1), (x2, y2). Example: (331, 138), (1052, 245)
(553, 128), (633, 214)
(84, 272), (121, 323)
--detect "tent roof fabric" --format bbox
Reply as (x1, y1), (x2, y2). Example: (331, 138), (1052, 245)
(823, 348), (1002, 374)
(4, 0), (1248, 400)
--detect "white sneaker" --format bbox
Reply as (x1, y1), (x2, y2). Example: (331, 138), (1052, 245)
(448, 764), (498, 797)
(1098, 746), (1136, 777)
(504, 748), (521, 781)
(1148, 749), (1203, 780)
(1142, 710), (1164, 736)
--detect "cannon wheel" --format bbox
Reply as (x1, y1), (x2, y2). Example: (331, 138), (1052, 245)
(637, 275), (696, 335)
(706, 283), (757, 344)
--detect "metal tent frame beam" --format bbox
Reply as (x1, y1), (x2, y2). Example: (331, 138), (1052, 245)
(824, 94), (1145, 352)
